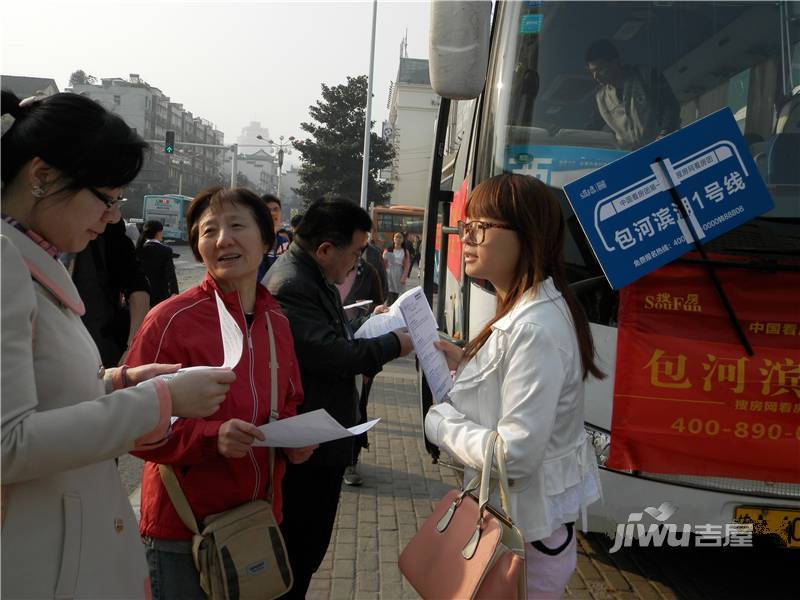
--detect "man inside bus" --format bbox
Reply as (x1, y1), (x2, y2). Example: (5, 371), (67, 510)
(586, 39), (680, 150)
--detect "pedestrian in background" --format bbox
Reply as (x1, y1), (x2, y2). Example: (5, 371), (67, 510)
(363, 232), (388, 299)
(265, 198), (413, 598)
(258, 193), (290, 281)
(1, 90), (233, 600)
(64, 217), (151, 367)
(383, 231), (410, 304)
(136, 219), (179, 307)
(426, 174), (604, 599)
(126, 187), (314, 599)
(336, 254), (386, 486)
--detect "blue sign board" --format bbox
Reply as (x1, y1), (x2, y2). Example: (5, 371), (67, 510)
(520, 14), (544, 34)
(563, 108), (773, 289)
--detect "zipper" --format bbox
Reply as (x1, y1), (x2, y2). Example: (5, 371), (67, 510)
(236, 290), (261, 501)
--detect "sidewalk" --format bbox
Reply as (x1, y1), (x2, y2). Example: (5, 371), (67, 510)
(305, 355), (458, 599)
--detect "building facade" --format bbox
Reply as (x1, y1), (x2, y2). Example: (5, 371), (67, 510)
(385, 58), (441, 208)
(1, 75), (60, 99)
(70, 74), (225, 217)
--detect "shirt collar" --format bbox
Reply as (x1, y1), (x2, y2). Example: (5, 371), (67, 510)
(492, 277), (561, 332)
(1, 220), (86, 315)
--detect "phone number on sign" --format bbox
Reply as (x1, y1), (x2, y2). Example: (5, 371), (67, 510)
(670, 418), (800, 440)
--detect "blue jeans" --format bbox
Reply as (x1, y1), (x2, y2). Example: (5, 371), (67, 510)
(144, 537), (207, 600)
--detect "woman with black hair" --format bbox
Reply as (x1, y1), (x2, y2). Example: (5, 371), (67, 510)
(136, 219), (179, 307)
(1, 90), (235, 599)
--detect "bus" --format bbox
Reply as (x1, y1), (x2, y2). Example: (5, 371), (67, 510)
(371, 204), (424, 250)
(420, 1), (800, 543)
(142, 194), (192, 241)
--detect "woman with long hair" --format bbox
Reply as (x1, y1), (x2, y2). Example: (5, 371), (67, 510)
(425, 173), (604, 599)
(136, 219), (178, 307)
(383, 231), (410, 304)
(1, 90), (233, 599)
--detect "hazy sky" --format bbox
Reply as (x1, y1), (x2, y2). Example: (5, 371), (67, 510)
(2, 0), (431, 165)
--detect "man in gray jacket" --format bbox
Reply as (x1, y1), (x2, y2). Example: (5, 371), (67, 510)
(586, 39), (680, 150)
(265, 198), (413, 598)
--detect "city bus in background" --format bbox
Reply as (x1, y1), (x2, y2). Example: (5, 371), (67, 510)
(371, 204), (424, 250)
(420, 1), (800, 542)
(142, 194), (192, 241)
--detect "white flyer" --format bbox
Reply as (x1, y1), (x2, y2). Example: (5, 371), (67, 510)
(167, 291), (243, 423)
(353, 286), (453, 403)
(252, 409), (381, 448)
(394, 288), (453, 403)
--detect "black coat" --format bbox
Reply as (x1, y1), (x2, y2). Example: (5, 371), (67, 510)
(264, 243), (401, 466)
(137, 240), (179, 307)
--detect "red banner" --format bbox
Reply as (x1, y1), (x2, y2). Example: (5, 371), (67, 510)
(435, 179), (468, 283)
(607, 256), (800, 483)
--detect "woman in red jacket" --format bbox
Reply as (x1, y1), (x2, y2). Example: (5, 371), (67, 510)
(127, 186), (315, 600)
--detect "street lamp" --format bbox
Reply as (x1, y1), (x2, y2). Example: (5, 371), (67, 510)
(256, 134), (295, 197)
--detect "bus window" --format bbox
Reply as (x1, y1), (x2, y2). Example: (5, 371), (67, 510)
(371, 206), (424, 250)
(474, 1), (799, 324)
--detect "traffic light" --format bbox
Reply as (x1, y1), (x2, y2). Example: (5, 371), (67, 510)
(165, 130), (175, 154)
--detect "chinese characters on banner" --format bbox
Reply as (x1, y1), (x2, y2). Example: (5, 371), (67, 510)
(607, 255), (800, 483)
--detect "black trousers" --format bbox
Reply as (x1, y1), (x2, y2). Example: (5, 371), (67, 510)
(278, 462), (346, 599)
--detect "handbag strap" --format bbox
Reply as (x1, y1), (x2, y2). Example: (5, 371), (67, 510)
(157, 311), (281, 531)
(477, 432), (512, 517)
(159, 464), (201, 534)
(461, 432), (515, 560)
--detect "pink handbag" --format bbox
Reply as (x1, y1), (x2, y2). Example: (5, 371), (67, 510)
(399, 432), (526, 599)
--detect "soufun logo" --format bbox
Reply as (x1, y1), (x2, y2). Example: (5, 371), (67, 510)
(609, 502), (753, 553)
(644, 292), (702, 313)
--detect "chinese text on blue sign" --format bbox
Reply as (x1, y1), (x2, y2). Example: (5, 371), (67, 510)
(563, 108), (773, 289)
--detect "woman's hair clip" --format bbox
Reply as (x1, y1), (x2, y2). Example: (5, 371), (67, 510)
(0, 113), (15, 138)
(18, 94), (44, 108)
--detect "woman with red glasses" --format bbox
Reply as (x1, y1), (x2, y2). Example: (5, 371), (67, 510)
(1, 90), (234, 599)
(425, 173), (605, 599)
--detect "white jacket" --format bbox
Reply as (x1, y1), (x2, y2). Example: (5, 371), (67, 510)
(1, 222), (171, 599)
(425, 278), (601, 542)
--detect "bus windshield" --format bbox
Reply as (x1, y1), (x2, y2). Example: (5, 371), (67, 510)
(476, 1), (799, 284)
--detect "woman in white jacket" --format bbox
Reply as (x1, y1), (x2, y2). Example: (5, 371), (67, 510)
(425, 173), (604, 599)
(1, 90), (235, 599)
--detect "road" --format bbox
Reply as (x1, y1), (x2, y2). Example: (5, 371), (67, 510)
(118, 245), (797, 599)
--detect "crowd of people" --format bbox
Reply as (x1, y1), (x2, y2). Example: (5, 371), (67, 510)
(2, 89), (601, 599)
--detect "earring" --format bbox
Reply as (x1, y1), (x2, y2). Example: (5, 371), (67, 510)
(31, 185), (46, 198)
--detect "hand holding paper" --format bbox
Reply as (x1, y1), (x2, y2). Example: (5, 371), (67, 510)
(167, 291), (243, 422)
(252, 409), (380, 448)
(354, 287), (453, 403)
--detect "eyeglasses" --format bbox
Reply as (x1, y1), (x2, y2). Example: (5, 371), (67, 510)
(88, 187), (126, 210)
(457, 220), (515, 245)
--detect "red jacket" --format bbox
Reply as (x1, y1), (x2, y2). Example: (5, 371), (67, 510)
(127, 274), (304, 540)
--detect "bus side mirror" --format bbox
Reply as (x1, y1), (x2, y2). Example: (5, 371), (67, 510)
(429, 0), (492, 100)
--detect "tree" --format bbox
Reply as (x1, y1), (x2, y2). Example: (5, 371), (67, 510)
(294, 75), (394, 207)
(69, 70), (97, 87)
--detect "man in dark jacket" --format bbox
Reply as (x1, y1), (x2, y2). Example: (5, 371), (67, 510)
(265, 199), (413, 598)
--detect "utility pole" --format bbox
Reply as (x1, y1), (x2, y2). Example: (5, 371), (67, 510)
(359, 0), (378, 211)
(256, 135), (294, 197)
(230, 144), (238, 188)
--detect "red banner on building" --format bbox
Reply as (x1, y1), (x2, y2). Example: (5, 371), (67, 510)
(607, 256), (800, 483)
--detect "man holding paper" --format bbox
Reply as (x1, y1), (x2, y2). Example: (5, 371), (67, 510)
(265, 198), (413, 599)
